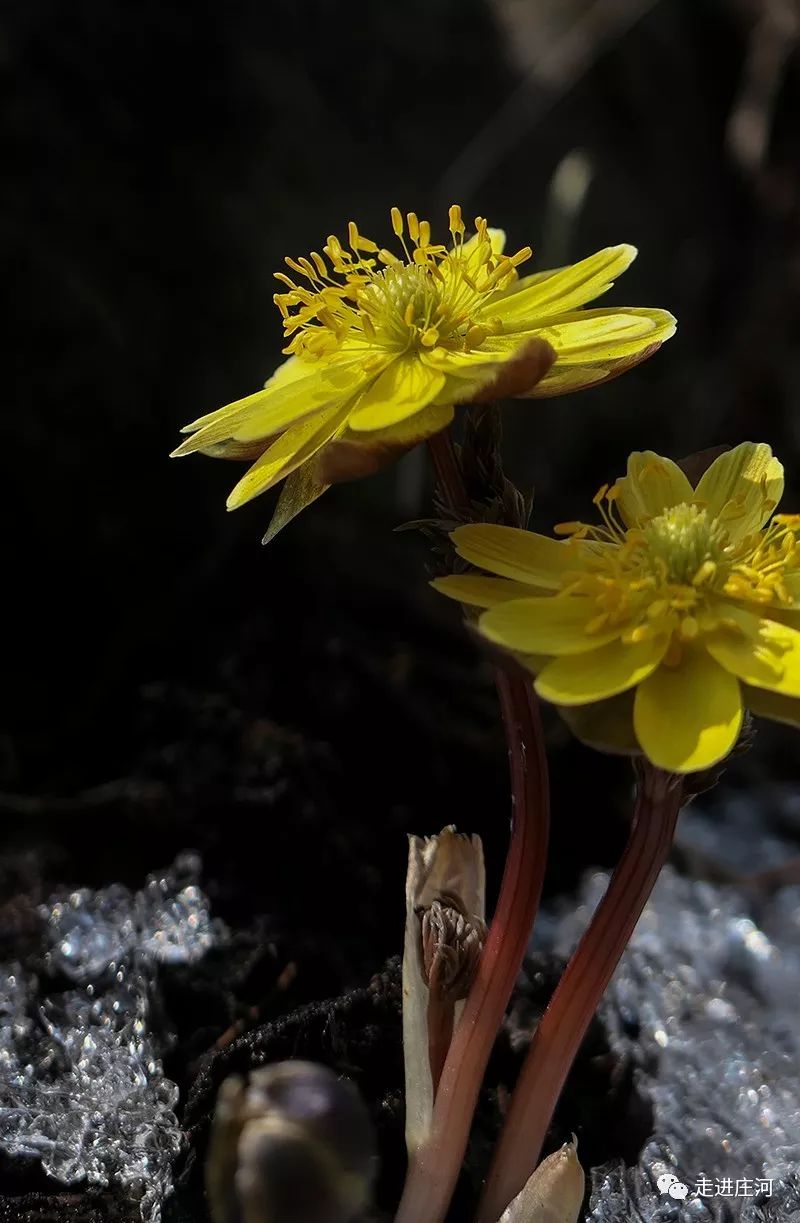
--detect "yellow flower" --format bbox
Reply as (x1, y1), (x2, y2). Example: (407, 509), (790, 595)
(434, 443), (800, 773)
(172, 207), (675, 539)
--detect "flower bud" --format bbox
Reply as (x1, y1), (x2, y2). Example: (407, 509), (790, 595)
(421, 897), (486, 1003)
(499, 1138), (585, 1223)
(206, 1061), (377, 1223)
(403, 827), (486, 1154)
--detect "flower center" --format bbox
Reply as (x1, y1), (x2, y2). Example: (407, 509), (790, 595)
(641, 504), (727, 585)
(556, 485), (800, 655)
(359, 264), (452, 348)
(272, 206), (531, 362)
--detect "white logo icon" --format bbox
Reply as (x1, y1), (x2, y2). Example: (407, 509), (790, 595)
(657, 1173), (689, 1200)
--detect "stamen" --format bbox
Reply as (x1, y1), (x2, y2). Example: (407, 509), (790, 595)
(310, 251), (328, 278)
(448, 204), (465, 238)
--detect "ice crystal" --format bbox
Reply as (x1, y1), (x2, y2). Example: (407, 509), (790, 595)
(0, 853), (219, 1222)
(537, 793), (800, 1222)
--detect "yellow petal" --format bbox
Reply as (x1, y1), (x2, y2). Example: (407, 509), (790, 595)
(422, 342), (518, 380)
(431, 574), (543, 608)
(453, 226), (506, 268)
(479, 596), (620, 655)
(615, 450), (694, 526)
(177, 355), (308, 433)
(451, 524), (588, 588)
(490, 245), (637, 323)
(195, 438), (274, 461)
(535, 634), (669, 705)
(704, 606), (800, 697)
(423, 337), (555, 402)
(501, 266), (564, 295)
(743, 683), (800, 730)
(262, 458), (329, 544)
(633, 650), (743, 772)
(226, 401), (350, 510)
(319, 402), (454, 483)
(172, 364), (362, 456)
(500, 307), (676, 363)
(521, 337), (669, 398)
(517, 364), (610, 397)
(232, 364), (365, 443)
(348, 355), (446, 431)
(693, 442), (784, 540)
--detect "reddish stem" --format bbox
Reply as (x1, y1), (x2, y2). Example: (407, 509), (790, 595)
(427, 429), (469, 510)
(477, 763), (683, 1223)
(395, 665), (550, 1223)
(395, 429), (549, 1223)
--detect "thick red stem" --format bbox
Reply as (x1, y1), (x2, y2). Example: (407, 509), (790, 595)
(427, 430), (469, 510)
(477, 764), (683, 1223)
(394, 430), (550, 1223)
(395, 665), (549, 1223)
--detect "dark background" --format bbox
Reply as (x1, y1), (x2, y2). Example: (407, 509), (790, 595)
(3, 0), (800, 986)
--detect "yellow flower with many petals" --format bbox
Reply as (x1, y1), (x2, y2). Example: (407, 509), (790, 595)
(434, 443), (800, 773)
(172, 207), (675, 539)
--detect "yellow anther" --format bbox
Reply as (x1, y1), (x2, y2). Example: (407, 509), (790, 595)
(407, 212), (420, 241)
(482, 259), (516, 290)
(418, 220), (431, 248)
(647, 600), (669, 620)
(420, 327), (439, 347)
(464, 324), (489, 348)
(593, 484), (610, 506)
(404, 302), (416, 327)
(348, 223), (379, 254)
(310, 251), (328, 278)
(554, 521), (586, 536)
(509, 246), (533, 267)
(448, 204), (465, 236)
(390, 207), (404, 238)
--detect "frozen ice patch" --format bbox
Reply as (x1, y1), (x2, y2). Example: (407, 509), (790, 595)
(0, 852), (220, 1222)
(535, 794), (800, 1222)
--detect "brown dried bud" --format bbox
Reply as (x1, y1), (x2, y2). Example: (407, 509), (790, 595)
(420, 897), (487, 1003)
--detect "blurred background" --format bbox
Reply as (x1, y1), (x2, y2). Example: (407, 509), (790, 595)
(3, 0), (800, 981)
